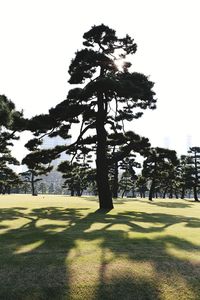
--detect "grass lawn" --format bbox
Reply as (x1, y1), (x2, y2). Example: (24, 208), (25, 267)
(0, 195), (200, 299)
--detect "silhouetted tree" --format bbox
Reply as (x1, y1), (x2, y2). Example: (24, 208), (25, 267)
(108, 132), (150, 198)
(119, 170), (134, 198)
(21, 181), (32, 194)
(174, 155), (192, 199)
(23, 24), (156, 209)
(20, 170), (42, 196)
(119, 156), (140, 197)
(142, 147), (178, 201)
(22, 140), (54, 196)
(0, 166), (21, 194)
(0, 95), (24, 193)
(158, 160), (180, 199)
(87, 168), (98, 195)
(0, 95), (24, 149)
(187, 147), (200, 201)
(38, 182), (47, 194)
(58, 158), (91, 196)
(135, 175), (148, 198)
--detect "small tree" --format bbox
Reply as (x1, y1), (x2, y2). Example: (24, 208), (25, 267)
(142, 147), (178, 201)
(177, 155), (194, 199)
(21, 181), (32, 194)
(187, 147), (200, 201)
(38, 182), (47, 194)
(48, 183), (55, 194)
(0, 95), (24, 193)
(158, 160), (180, 199)
(135, 175), (148, 198)
(119, 156), (140, 198)
(20, 170), (41, 196)
(22, 140), (54, 196)
(108, 131), (150, 198)
(0, 166), (21, 194)
(58, 152), (93, 196)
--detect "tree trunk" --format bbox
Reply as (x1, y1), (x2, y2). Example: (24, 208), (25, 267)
(7, 186), (11, 194)
(169, 188), (173, 198)
(149, 160), (158, 201)
(149, 179), (155, 201)
(163, 187), (168, 199)
(193, 186), (199, 201)
(194, 151), (199, 201)
(76, 187), (81, 196)
(31, 173), (36, 196)
(96, 91), (113, 210)
(121, 190), (126, 198)
(181, 187), (185, 199)
(112, 162), (118, 198)
(2, 186), (5, 195)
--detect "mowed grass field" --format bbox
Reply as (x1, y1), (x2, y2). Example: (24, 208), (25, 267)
(0, 195), (200, 300)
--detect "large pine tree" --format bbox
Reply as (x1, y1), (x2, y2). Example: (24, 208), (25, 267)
(24, 24), (156, 209)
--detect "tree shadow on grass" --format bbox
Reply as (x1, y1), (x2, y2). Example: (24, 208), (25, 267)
(0, 207), (87, 299)
(96, 274), (162, 300)
(88, 211), (200, 299)
(81, 196), (138, 205)
(83, 196), (196, 209)
(115, 198), (196, 208)
(148, 201), (194, 209)
(0, 206), (200, 299)
(0, 207), (27, 221)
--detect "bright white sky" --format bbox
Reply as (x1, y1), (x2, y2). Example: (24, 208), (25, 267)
(0, 0), (200, 162)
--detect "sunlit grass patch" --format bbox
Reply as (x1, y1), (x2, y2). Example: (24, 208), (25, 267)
(14, 240), (44, 254)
